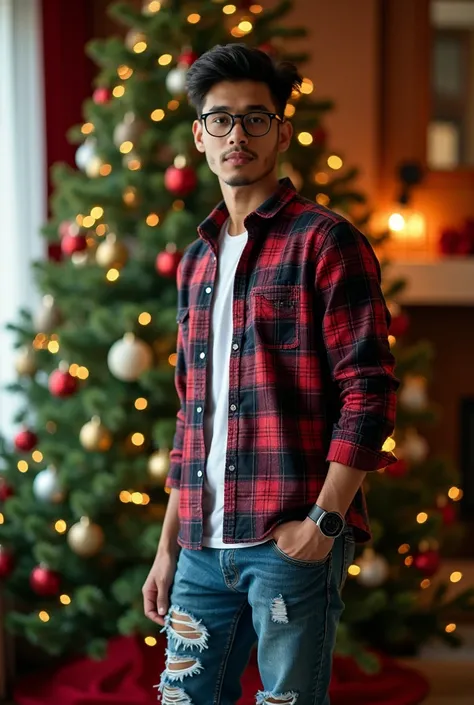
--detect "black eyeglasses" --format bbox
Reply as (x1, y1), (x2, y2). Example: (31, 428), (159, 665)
(200, 111), (284, 138)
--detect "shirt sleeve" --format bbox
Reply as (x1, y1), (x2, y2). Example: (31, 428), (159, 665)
(166, 259), (187, 490)
(315, 220), (400, 471)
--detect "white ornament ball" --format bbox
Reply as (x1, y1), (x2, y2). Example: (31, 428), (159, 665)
(33, 467), (64, 503)
(400, 429), (429, 464)
(34, 295), (62, 333)
(75, 139), (96, 171)
(356, 548), (390, 587)
(165, 66), (188, 96)
(107, 333), (153, 381)
(67, 516), (104, 557)
(399, 376), (428, 411)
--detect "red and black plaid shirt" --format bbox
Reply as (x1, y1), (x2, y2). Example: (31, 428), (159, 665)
(166, 178), (399, 549)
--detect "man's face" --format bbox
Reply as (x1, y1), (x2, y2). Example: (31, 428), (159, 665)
(192, 80), (293, 188)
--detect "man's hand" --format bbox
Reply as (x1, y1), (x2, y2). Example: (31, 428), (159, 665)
(272, 519), (334, 562)
(142, 549), (178, 627)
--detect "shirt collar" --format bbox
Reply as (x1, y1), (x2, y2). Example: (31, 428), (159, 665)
(198, 177), (297, 243)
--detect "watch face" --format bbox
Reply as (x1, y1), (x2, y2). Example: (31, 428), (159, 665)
(320, 512), (344, 537)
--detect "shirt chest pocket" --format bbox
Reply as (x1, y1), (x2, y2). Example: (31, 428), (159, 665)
(251, 285), (300, 350)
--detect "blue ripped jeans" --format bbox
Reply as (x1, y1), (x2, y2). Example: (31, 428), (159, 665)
(157, 530), (355, 705)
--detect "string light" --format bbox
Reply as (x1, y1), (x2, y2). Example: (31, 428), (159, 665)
(347, 564), (360, 576)
(158, 54), (173, 66)
(445, 623), (456, 633)
(82, 215), (95, 228)
(300, 78), (314, 94)
(60, 594), (71, 605)
(127, 158), (141, 171)
(117, 65), (133, 80)
(106, 268), (120, 282)
(383, 437), (396, 452)
(167, 100), (180, 110)
(145, 636), (157, 646)
(316, 194), (330, 206)
(32, 450), (43, 463)
(250, 4), (263, 13)
(187, 13), (201, 23)
(76, 214), (84, 226)
(47, 340), (60, 354)
(328, 155), (343, 170)
(314, 172), (329, 184)
(0, 513), (4, 525)
(96, 224), (107, 236)
(39, 611), (50, 623)
(131, 433), (145, 446)
(297, 132), (313, 146)
(145, 1), (161, 12)
(450, 571), (463, 583)
(416, 512), (428, 524)
(131, 492), (143, 504)
(113, 86), (125, 98)
(77, 366), (89, 380)
(169, 353), (178, 367)
(420, 579), (431, 589)
(120, 141), (134, 154)
(55, 520), (67, 534)
(223, 4), (237, 14)
(173, 200), (185, 211)
(91, 206), (104, 219)
(120, 491), (132, 503)
(238, 20), (253, 33)
(138, 312), (152, 325)
(146, 213), (160, 226)
(151, 108), (165, 121)
(388, 334), (396, 347)
(133, 40), (147, 53)
(448, 486), (463, 501)
(99, 163), (112, 176)
(135, 398), (148, 410)
(398, 543), (410, 554)
(404, 556), (414, 566)
(81, 123), (94, 135)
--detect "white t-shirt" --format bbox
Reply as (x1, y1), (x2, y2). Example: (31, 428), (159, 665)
(202, 220), (268, 549)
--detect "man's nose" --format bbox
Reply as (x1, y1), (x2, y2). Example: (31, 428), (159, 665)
(227, 118), (248, 144)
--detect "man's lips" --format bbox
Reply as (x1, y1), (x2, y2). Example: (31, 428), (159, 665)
(224, 152), (254, 163)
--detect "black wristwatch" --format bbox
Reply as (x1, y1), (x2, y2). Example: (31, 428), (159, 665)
(307, 504), (345, 538)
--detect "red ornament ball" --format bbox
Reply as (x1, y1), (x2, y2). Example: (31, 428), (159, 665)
(312, 127), (327, 146)
(0, 479), (14, 502)
(48, 242), (63, 262)
(441, 503), (457, 526)
(413, 549), (440, 577)
(93, 87), (111, 105)
(386, 458), (409, 478)
(61, 232), (88, 257)
(0, 546), (15, 579)
(156, 250), (183, 279)
(390, 311), (410, 338)
(179, 50), (198, 68)
(164, 165), (197, 197)
(30, 565), (61, 596)
(14, 428), (38, 452)
(48, 368), (79, 398)
(59, 220), (76, 239)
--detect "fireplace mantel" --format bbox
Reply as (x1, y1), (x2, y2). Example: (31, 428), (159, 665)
(386, 258), (474, 306)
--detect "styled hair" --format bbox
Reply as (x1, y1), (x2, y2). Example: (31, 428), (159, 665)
(185, 43), (303, 117)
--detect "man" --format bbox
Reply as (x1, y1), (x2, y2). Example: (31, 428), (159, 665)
(143, 44), (399, 705)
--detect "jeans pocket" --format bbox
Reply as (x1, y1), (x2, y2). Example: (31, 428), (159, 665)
(270, 539), (331, 568)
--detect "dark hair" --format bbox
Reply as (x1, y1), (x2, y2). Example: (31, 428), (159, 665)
(185, 43), (303, 118)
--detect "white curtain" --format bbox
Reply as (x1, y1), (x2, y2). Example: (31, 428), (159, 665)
(0, 0), (46, 438)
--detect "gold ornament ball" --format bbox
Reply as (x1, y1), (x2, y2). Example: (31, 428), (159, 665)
(67, 517), (105, 557)
(147, 449), (170, 484)
(96, 233), (129, 269)
(113, 112), (146, 147)
(34, 295), (62, 333)
(15, 346), (38, 377)
(79, 416), (113, 452)
(85, 155), (103, 179)
(125, 29), (147, 52)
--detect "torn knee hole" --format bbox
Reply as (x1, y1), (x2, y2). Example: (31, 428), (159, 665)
(165, 650), (203, 681)
(160, 684), (193, 704)
(165, 606), (209, 651)
(257, 692), (298, 705)
(270, 595), (289, 624)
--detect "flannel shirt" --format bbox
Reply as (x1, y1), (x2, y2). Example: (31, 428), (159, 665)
(166, 178), (399, 549)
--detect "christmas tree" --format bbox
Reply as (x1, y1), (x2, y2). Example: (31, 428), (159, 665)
(0, 0), (472, 668)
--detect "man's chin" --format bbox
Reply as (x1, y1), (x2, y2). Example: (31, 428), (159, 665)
(223, 176), (255, 187)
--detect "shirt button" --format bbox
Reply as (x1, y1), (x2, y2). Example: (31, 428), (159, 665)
(197, 470), (203, 478)
(232, 343), (239, 351)
(228, 465), (235, 472)
(197, 406), (203, 413)
(230, 404), (237, 412)
(200, 352), (206, 359)
(205, 287), (212, 294)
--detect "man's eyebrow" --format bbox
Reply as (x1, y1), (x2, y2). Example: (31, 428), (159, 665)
(204, 104), (273, 112)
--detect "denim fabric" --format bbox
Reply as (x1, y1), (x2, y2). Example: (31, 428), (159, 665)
(157, 529), (355, 705)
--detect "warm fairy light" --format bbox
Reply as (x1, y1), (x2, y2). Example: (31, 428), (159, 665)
(77, 367), (89, 380)
(135, 398), (148, 411)
(0, 513), (4, 525)
(417, 512), (428, 524)
(142, 493), (150, 505)
(388, 213), (405, 232)
(314, 172), (329, 184)
(47, 339), (59, 353)
(132, 492), (143, 504)
(96, 224), (107, 236)
(250, 4), (263, 13)
(168, 100), (180, 110)
(169, 353), (178, 367)
(158, 54), (173, 66)
(231, 26), (245, 37)
(55, 520), (67, 534)
(445, 623), (457, 633)
(133, 40), (147, 53)
(383, 437), (396, 452)
(448, 486), (463, 501)
(348, 564), (361, 576)
(82, 215), (95, 228)
(398, 544), (410, 554)
(297, 132), (313, 146)
(238, 20), (253, 33)
(39, 611), (50, 623)
(123, 187), (138, 205)
(316, 194), (330, 206)
(32, 450), (43, 463)
(146, 213), (160, 226)
(106, 268), (120, 282)
(69, 363), (79, 376)
(113, 86), (125, 98)
(420, 579), (431, 589)
(131, 433), (145, 446)
(120, 491), (131, 503)
(117, 65), (133, 80)
(145, 636), (157, 646)
(151, 108), (165, 121)
(388, 334), (396, 347)
(187, 13), (201, 23)
(17, 460), (28, 473)
(91, 206), (104, 219)
(120, 141), (134, 154)
(76, 214), (84, 226)
(301, 78), (314, 94)
(127, 159), (141, 171)
(284, 106), (296, 120)
(291, 88), (301, 100)
(146, 1), (161, 12)
(223, 4), (237, 14)
(100, 163), (112, 176)
(450, 571), (463, 583)
(81, 123), (94, 135)
(138, 312), (152, 325)
(173, 200), (185, 211)
(60, 594), (71, 605)
(404, 556), (414, 566)
(328, 155), (343, 170)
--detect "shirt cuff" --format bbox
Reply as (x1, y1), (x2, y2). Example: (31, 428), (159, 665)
(327, 437), (397, 472)
(165, 466), (182, 490)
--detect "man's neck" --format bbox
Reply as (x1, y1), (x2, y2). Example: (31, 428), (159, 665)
(220, 176), (279, 236)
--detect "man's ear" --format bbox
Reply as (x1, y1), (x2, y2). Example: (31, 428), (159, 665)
(193, 119), (205, 153)
(278, 120), (293, 154)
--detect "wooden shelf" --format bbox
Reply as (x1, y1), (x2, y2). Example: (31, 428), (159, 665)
(386, 258), (474, 306)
